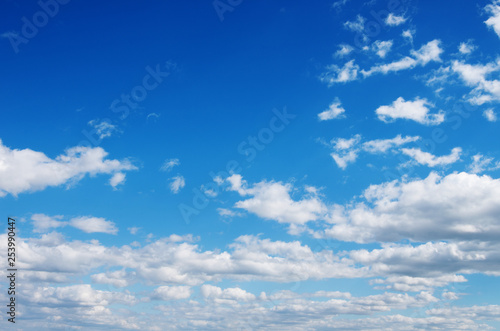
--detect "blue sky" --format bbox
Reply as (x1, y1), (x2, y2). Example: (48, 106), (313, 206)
(1, 0), (500, 329)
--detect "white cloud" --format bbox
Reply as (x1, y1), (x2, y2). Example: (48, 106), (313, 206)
(483, 108), (498, 121)
(152, 286), (192, 300)
(109, 172), (126, 188)
(31, 214), (66, 233)
(328, 134), (419, 169)
(318, 98), (346, 120)
(485, 0), (500, 38)
(335, 44), (354, 58)
(372, 40), (393, 58)
(201, 285), (256, 304)
(0, 140), (136, 197)
(385, 13), (407, 26)
(344, 15), (365, 32)
(362, 40), (443, 77)
(227, 174), (327, 226)
(401, 147), (462, 167)
(69, 216), (118, 234)
(371, 275), (467, 292)
(319, 60), (359, 85)
(217, 208), (241, 217)
(160, 158), (180, 172)
(459, 40), (476, 54)
(402, 29), (414, 43)
(128, 227), (141, 235)
(324, 172), (500, 243)
(468, 154), (500, 173)
(331, 150), (359, 170)
(169, 175), (185, 194)
(452, 59), (500, 104)
(362, 135), (420, 153)
(88, 120), (118, 140)
(375, 97), (445, 125)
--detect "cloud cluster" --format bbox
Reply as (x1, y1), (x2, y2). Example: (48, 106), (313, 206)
(0, 140), (136, 196)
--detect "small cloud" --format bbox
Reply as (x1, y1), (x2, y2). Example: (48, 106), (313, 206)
(483, 108), (498, 122)
(31, 214), (67, 233)
(169, 176), (186, 194)
(109, 172), (126, 189)
(69, 216), (118, 235)
(128, 227), (141, 235)
(468, 154), (500, 173)
(385, 13), (407, 26)
(375, 97), (445, 125)
(88, 119), (118, 140)
(344, 15), (366, 32)
(334, 44), (354, 58)
(161, 158), (180, 172)
(318, 98), (346, 121)
(371, 40), (393, 58)
(217, 208), (242, 218)
(458, 40), (476, 54)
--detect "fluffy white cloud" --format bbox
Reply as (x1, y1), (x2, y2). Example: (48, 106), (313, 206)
(226, 174), (326, 226)
(401, 147), (462, 167)
(485, 0), (500, 38)
(319, 60), (359, 85)
(169, 175), (185, 194)
(318, 98), (346, 120)
(375, 97), (445, 125)
(0, 140), (136, 197)
(459, 40), (476, 54)
(109, 172), (126, 188)
(370, 274), (467, 292)
(452, 59), (500, 104)
(331, 150), (358, 169)
(483, 108), (498, 121)
(152, 286), (192, 300)
(324, 172), (500, 243)
(372, 40), (393, 58)
(385, 13), (407, 26)
(69, 216), (118, 234)
(201, 285), (256, 304)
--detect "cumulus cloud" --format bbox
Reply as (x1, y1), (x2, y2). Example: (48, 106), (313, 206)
(371, 40), (393, 58)
(226, 174), (326, 226)
(451, 59), (500, 104)
(401, 147), (462, 167)
(485, 0), (500, 38)
(483, 108), (498, 121)
(0, 140), (136, 197)
(375, 97), (445, 125)
(318, 98), (346, 120)
(362, 135), (420, 153)
(152, 286), (192, 300)
(31, 214), (66, 233)
(324, 172), (500, 243)
(459, 40), (476, 54)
